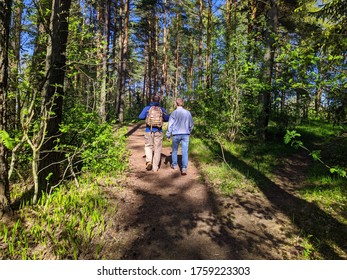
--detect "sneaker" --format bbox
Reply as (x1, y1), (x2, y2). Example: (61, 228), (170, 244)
(181, 168), (187, 175)
(171, 165), (178, 170)
(146, 162), (152, 171)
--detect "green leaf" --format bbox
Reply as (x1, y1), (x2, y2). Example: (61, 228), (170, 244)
(310, 150), (321, 161)
(329, 167), (347, 178)
(284, 130), (301, 145)
(0, 130), (15, 150)
(45, 172), (53, 182)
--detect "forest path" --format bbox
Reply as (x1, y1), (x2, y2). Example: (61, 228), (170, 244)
(104, 123), (300, 260)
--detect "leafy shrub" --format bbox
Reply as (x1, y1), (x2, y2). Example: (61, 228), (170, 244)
(81, 124), (128, 174)
(60, 104), (128, 175)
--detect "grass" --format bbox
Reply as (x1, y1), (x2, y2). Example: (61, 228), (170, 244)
(190, 136), (257, 195)
(296, 120), (345, 141)
(0, 178), (117, 260)
(293, 121), (347, 226)
(190, 119), (347, 259)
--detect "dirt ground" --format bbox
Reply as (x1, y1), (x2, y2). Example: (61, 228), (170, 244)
(101, 123), (311, 260)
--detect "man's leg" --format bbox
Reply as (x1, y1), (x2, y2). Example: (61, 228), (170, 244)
(152, 131), (163, 171)
(144, 132), (153, 170)
(181, 135), (190, 174)
(171, 135), (180, 168)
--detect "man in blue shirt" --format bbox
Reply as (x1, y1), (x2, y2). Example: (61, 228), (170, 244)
(166, 98), (194, 175)
(138, 95), (169, 172)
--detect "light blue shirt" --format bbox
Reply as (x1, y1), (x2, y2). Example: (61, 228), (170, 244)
(166, 107), (194, 137)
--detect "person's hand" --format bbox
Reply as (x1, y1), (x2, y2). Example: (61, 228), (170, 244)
(167, 137), (171, 142)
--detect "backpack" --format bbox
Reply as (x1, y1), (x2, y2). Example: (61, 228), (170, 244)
(146, 106), (163, 129)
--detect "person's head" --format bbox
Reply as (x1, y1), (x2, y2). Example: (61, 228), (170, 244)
(176, 98), (184, 107)
(152, 95), (160, 103)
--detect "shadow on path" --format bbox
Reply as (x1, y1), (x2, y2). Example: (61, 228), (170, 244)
(112, 123), (299, 260)
(120, 177), (290, 259)
(125, 122), (144, 137)
(212, 143), (347, 259)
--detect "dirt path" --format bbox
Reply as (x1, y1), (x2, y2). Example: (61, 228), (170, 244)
(103, 123), (301, 260)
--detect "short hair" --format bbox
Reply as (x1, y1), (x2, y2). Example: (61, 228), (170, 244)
(176, 98), (184, 106)
(152, 95), (160, 102)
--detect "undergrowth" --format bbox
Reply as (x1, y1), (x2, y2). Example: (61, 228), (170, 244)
(0, 122), (128, 260)
(0, 181), (111, 260)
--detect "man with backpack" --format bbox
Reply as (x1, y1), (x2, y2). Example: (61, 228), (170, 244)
(166, 98), (194, 175)
(139, 95), (169, 172)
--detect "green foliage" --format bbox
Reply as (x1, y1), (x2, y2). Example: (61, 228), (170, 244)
(329, 167), (347, 178)
(190, 133), (256, 196)
(0, 130), (15, 150)
(284, 129), (346, 178)
(284, 130), (302, 147)
(310, 150), (321, 161)
(300, 234), (316, 260)
(81, 125), (128, 174)
(300, 182), (347, 224)
(0, 182), (111, 260)
(60, 104), (128, 175)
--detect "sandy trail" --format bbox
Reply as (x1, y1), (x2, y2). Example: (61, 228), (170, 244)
(103, 123), (298, 260)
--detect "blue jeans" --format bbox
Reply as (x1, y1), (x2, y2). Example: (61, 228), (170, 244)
(171, 134), (190, 169)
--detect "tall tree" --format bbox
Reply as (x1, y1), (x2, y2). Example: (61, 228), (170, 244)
(198, 0), (204, 84)
(98, 0), (111, 122)
(205, 0), (212, 89)
(117, 0), (130, 123)
(37, 0), (72, 199)
(258, 0), (278, 140)
(160, 0), (169, 96)
(173, 11), (181, 101)
(0, 0), (12, 215)
(9, 0), (23, 129)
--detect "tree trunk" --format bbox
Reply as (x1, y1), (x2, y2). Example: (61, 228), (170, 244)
(38, 0), (72, 196)
(161, 0), (168, 96)
(142, 43), (148, 104)
(187, 37), (194, 92)
(99, 0), (111, 122)
(117, 0), (129, 123)
(174, 12), (181, 101)
(147, 18), (153, 101)
(111, 0), (119, 119)
(9, 0), (23, 129)
(246, 0), (258, 64)
(315, 59), (324, 115)
(0, 0), (12, 215)
(225, 0), (232, 73)
(258, 0), (278, 141)
(205, 0), (212, 89)
(31, 0), (51, 92)
(198, 0), (204, 85)
(96, 1), (103, 85)
(115, 0), (123, 118)
(154, 15), (159, 95)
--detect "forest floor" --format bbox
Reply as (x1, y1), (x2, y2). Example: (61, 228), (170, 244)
(100, 123), (345, 260)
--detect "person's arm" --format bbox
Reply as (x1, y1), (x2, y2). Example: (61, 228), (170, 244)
(138, 106), (149, 120)
(162, 108), (170, 122)
(188, 112), (194, 133)
(166, 113), (175, 139)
